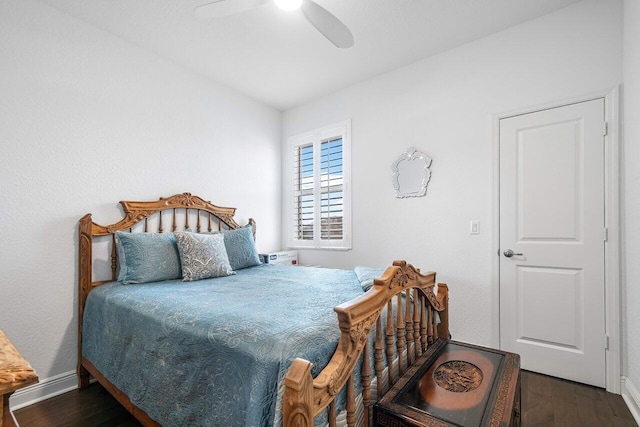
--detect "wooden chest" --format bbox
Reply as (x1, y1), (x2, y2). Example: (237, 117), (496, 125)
(374, 339), (520, 427)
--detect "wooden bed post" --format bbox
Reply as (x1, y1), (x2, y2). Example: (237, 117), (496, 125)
(248, 218), (257, 242)
(77, 214), (93, 389)
(283, 358), (315, 427)
(436, 283), (449, 339)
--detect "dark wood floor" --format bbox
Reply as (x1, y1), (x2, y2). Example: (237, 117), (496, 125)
(13, 382), (140, 427)
(13, 371), (638, 426)
(521, 371), (637, 427)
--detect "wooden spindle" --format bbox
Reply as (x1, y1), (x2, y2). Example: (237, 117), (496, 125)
(184, 208), (189, 230)
(328, 401), (337, 427)
(396, 294), (406, 376)
(208, 214), (212, 232)
(346, 374), (356, 427)
(427, 306), (434, 344)
(158, 210), (164, 233)
(144, 218), (148, 232)
(218, 218), (221, 231)
(433, 308), (439, 341)
(385, 300), (395, 387)
(413, 289), (421, 359)
(405, 289), (414, 366)
(196, 210), (201, 233)
(374, 317), (384, 400)
(111, 235), (117, 281)
(420, 295), (428, 353)
(172, 208), (177, 232)
(362, 340), (371, 427)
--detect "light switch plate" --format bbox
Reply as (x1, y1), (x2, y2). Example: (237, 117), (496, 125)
(470, 220), (480, 235)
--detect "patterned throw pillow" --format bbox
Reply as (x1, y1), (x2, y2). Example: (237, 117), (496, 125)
(115, 231), (181, 284)
(174, 231), (235, 281)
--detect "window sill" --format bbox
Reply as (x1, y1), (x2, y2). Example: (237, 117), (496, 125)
(288, 245), (352, 251)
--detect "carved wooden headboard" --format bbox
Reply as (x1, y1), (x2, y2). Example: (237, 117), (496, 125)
(77, 193), (254, 381)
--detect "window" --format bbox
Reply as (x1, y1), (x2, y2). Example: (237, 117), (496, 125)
(288, 120), (351, 249)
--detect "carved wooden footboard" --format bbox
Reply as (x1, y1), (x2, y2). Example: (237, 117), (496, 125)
(78, 193), (449, 427)
(283, 261), (448, 427)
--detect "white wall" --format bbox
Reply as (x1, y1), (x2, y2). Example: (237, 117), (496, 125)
(0, 0), (281, 391)
(283, 0), (622, 346)
(623, 0), (640, 418)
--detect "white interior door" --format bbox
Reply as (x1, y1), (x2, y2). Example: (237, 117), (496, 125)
(499, 98), (606, 387)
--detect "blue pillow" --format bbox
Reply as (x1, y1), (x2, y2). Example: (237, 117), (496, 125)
(197, 226), (261, 271)
(354, 266), (386, 292)
(115, 231), (182, 284)
(174, 232), (235, 281)
(221, 226), (261, 270)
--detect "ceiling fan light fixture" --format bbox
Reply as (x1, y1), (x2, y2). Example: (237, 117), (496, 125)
(274, 0), (302, 11)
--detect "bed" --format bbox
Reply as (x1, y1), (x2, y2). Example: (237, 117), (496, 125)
(77, 193), (449, 427)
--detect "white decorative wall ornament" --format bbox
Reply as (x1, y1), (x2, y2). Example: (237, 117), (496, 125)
(392, 147), (432, 198)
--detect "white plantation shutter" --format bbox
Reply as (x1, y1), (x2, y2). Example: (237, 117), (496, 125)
(293, 143), (314, 240)
(320, 138), (343, 240)
(289, 120), (351, 249)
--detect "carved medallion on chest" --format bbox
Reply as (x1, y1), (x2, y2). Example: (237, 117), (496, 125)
(433, 360), (483, 392)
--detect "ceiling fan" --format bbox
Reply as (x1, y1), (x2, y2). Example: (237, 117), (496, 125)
(194, 0), (354, 48)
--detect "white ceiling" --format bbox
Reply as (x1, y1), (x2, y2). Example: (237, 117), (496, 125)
(37, 0), (582, 111)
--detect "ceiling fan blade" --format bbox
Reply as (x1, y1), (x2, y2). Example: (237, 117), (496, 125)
(301, 0), (354, 48)
(194, 0), (270, 19)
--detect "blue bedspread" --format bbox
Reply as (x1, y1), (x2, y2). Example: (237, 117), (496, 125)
(82, 264), (364, 427)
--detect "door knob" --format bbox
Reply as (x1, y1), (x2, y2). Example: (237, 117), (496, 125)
(503, 249), (523, 258)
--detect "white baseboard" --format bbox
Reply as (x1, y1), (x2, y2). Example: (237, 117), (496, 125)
(9, 370), (78, 411)
(622, 376), (640, 424)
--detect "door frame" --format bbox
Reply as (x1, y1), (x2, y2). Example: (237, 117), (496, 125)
(491, 87), (621, 393)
